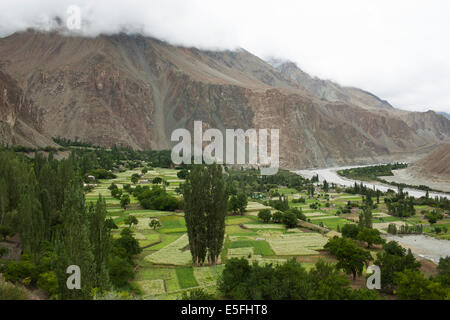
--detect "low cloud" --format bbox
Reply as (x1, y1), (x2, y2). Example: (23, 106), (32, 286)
(0, 0), (449, 113)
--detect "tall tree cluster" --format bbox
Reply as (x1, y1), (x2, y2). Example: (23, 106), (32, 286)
(0, 149), (112, 299)
(182, 164), (228, 265)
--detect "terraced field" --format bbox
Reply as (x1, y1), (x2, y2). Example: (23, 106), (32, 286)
(85, 167), (449, 299)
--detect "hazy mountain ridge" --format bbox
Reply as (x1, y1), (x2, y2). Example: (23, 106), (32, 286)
(438, 112), (450, 120)
(0, 30), (449, 169)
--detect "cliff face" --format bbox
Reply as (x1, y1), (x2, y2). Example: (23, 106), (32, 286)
(0, 70), (54, 147)
(0, 31), (449, 168)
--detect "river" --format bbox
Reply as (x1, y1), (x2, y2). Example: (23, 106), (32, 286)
(293, 165), (450, 262)
(293, 165), (450, 200)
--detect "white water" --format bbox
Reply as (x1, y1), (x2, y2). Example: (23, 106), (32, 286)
(293, 165), (450, 200)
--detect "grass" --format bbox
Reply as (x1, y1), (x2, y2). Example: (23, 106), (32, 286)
(229, 240), (275, 256)
(134, 267), (180, 294)
(263, 232), (328, 256)
(309, 217), (349, 230)
(243, 223), (285, 230)
(136, 279), (166, 295)
(150, 233), (184, 250)
(225, 216), (255, 225)
(176, 267), (199, 289)
(145, 233), (192, 266)
(226, 225), (256, 235)
(193, 265), (224, 287)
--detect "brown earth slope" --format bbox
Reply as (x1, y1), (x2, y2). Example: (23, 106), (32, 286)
(0, 30), (449, 168)
(415, 143), (450, 180)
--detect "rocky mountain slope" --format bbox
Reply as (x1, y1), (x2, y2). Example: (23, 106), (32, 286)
(0, 70), (55, 147)
(414, 143), (450, 181)
(0, 30), (449, 168)
(438, 112), (450, 120)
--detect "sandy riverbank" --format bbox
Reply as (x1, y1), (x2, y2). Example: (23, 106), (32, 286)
(380, 168), (450, 193)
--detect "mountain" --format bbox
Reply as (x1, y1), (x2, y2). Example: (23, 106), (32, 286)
(414, 143), (450, 181)
(0, 69), (55, 147)
(0, 30), (449, 169)
(438, 112), (450, 120)
(268, 59), (393, 111)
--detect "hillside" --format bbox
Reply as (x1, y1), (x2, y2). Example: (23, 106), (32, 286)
(415, 143), (450, 181)
(0, 30), (449, 168)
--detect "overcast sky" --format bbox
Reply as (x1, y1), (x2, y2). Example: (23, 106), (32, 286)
(0, 0), (449, 113)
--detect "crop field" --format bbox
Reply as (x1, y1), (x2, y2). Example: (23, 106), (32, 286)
(82, 166), (450, 299)
(262, 231), (328, 256)
(175, 267), (199, 289)
(243, 223), (284, 229)
(228, 240), (275, 256)
(145, 234), (192, 266)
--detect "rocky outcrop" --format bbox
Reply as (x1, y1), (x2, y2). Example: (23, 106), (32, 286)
(0, 70), (53, 147)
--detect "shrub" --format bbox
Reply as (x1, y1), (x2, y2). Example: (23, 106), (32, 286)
(341, 224), (359, 239)
(0, 278), (29, 300)
(181, 288), (215, 300)
(37, 271), (58, 296)
(258, 209), (272, 223)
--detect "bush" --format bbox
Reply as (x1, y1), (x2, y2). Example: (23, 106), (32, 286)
(0, 246), (9, 258)
(181, 288), (215, 300)
(0, 225), (15, 241)
(341, 224), (360, 239)
(87, 169), (116, 180)
(272, 211), (284, 224)
(4, 255), (39, 285)
(37, 271), (58, 296)
(137, 185), (180, 211)
(281, 211), (298, 228)
(258, 209), (272, 223)
(0, 278), (29, 300)
(286, 207), (306, 221)
(108, 254), (135, 288)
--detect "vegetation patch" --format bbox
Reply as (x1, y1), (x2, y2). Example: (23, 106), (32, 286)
(145, 234), (192, 266)
(229, 240), (275, 256)
(137, 279), (165, 295)
(176, 267), (199, 289)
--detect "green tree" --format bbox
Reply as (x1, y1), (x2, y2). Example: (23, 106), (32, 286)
(131, 173), (140, 184)
(258, 209), (272, 223)
(425, 210), (443, 225)
(120, 194), (130, 210)
(55, 184), (95, 299)
(124, 215), (138, 228)
(357, 227), (384, 248)
(323, 180), (329, 192)
(177, 169), (189, 179)
(0, 225), (14, 241)
(149, 219), (161, 230)
(152, 177), (163, 184)
(182, 164), (228, 265)
(281, 211), (298, 228)
(324, 236), (372, 280)
(394, 270), (448, 300)
(341, 224), (360, 239)
(374, 241), (420, 292)
(272, 211), (284, 224)
(88, 196), (111, 292)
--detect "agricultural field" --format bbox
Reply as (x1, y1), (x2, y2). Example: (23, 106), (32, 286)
(85, 167), (450, 299)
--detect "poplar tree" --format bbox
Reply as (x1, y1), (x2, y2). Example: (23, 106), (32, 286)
(183, 164), (228, 266)
(88, 195), (111, 291)
(206, 164), (228, 264)
(55, 184), (95, 299)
